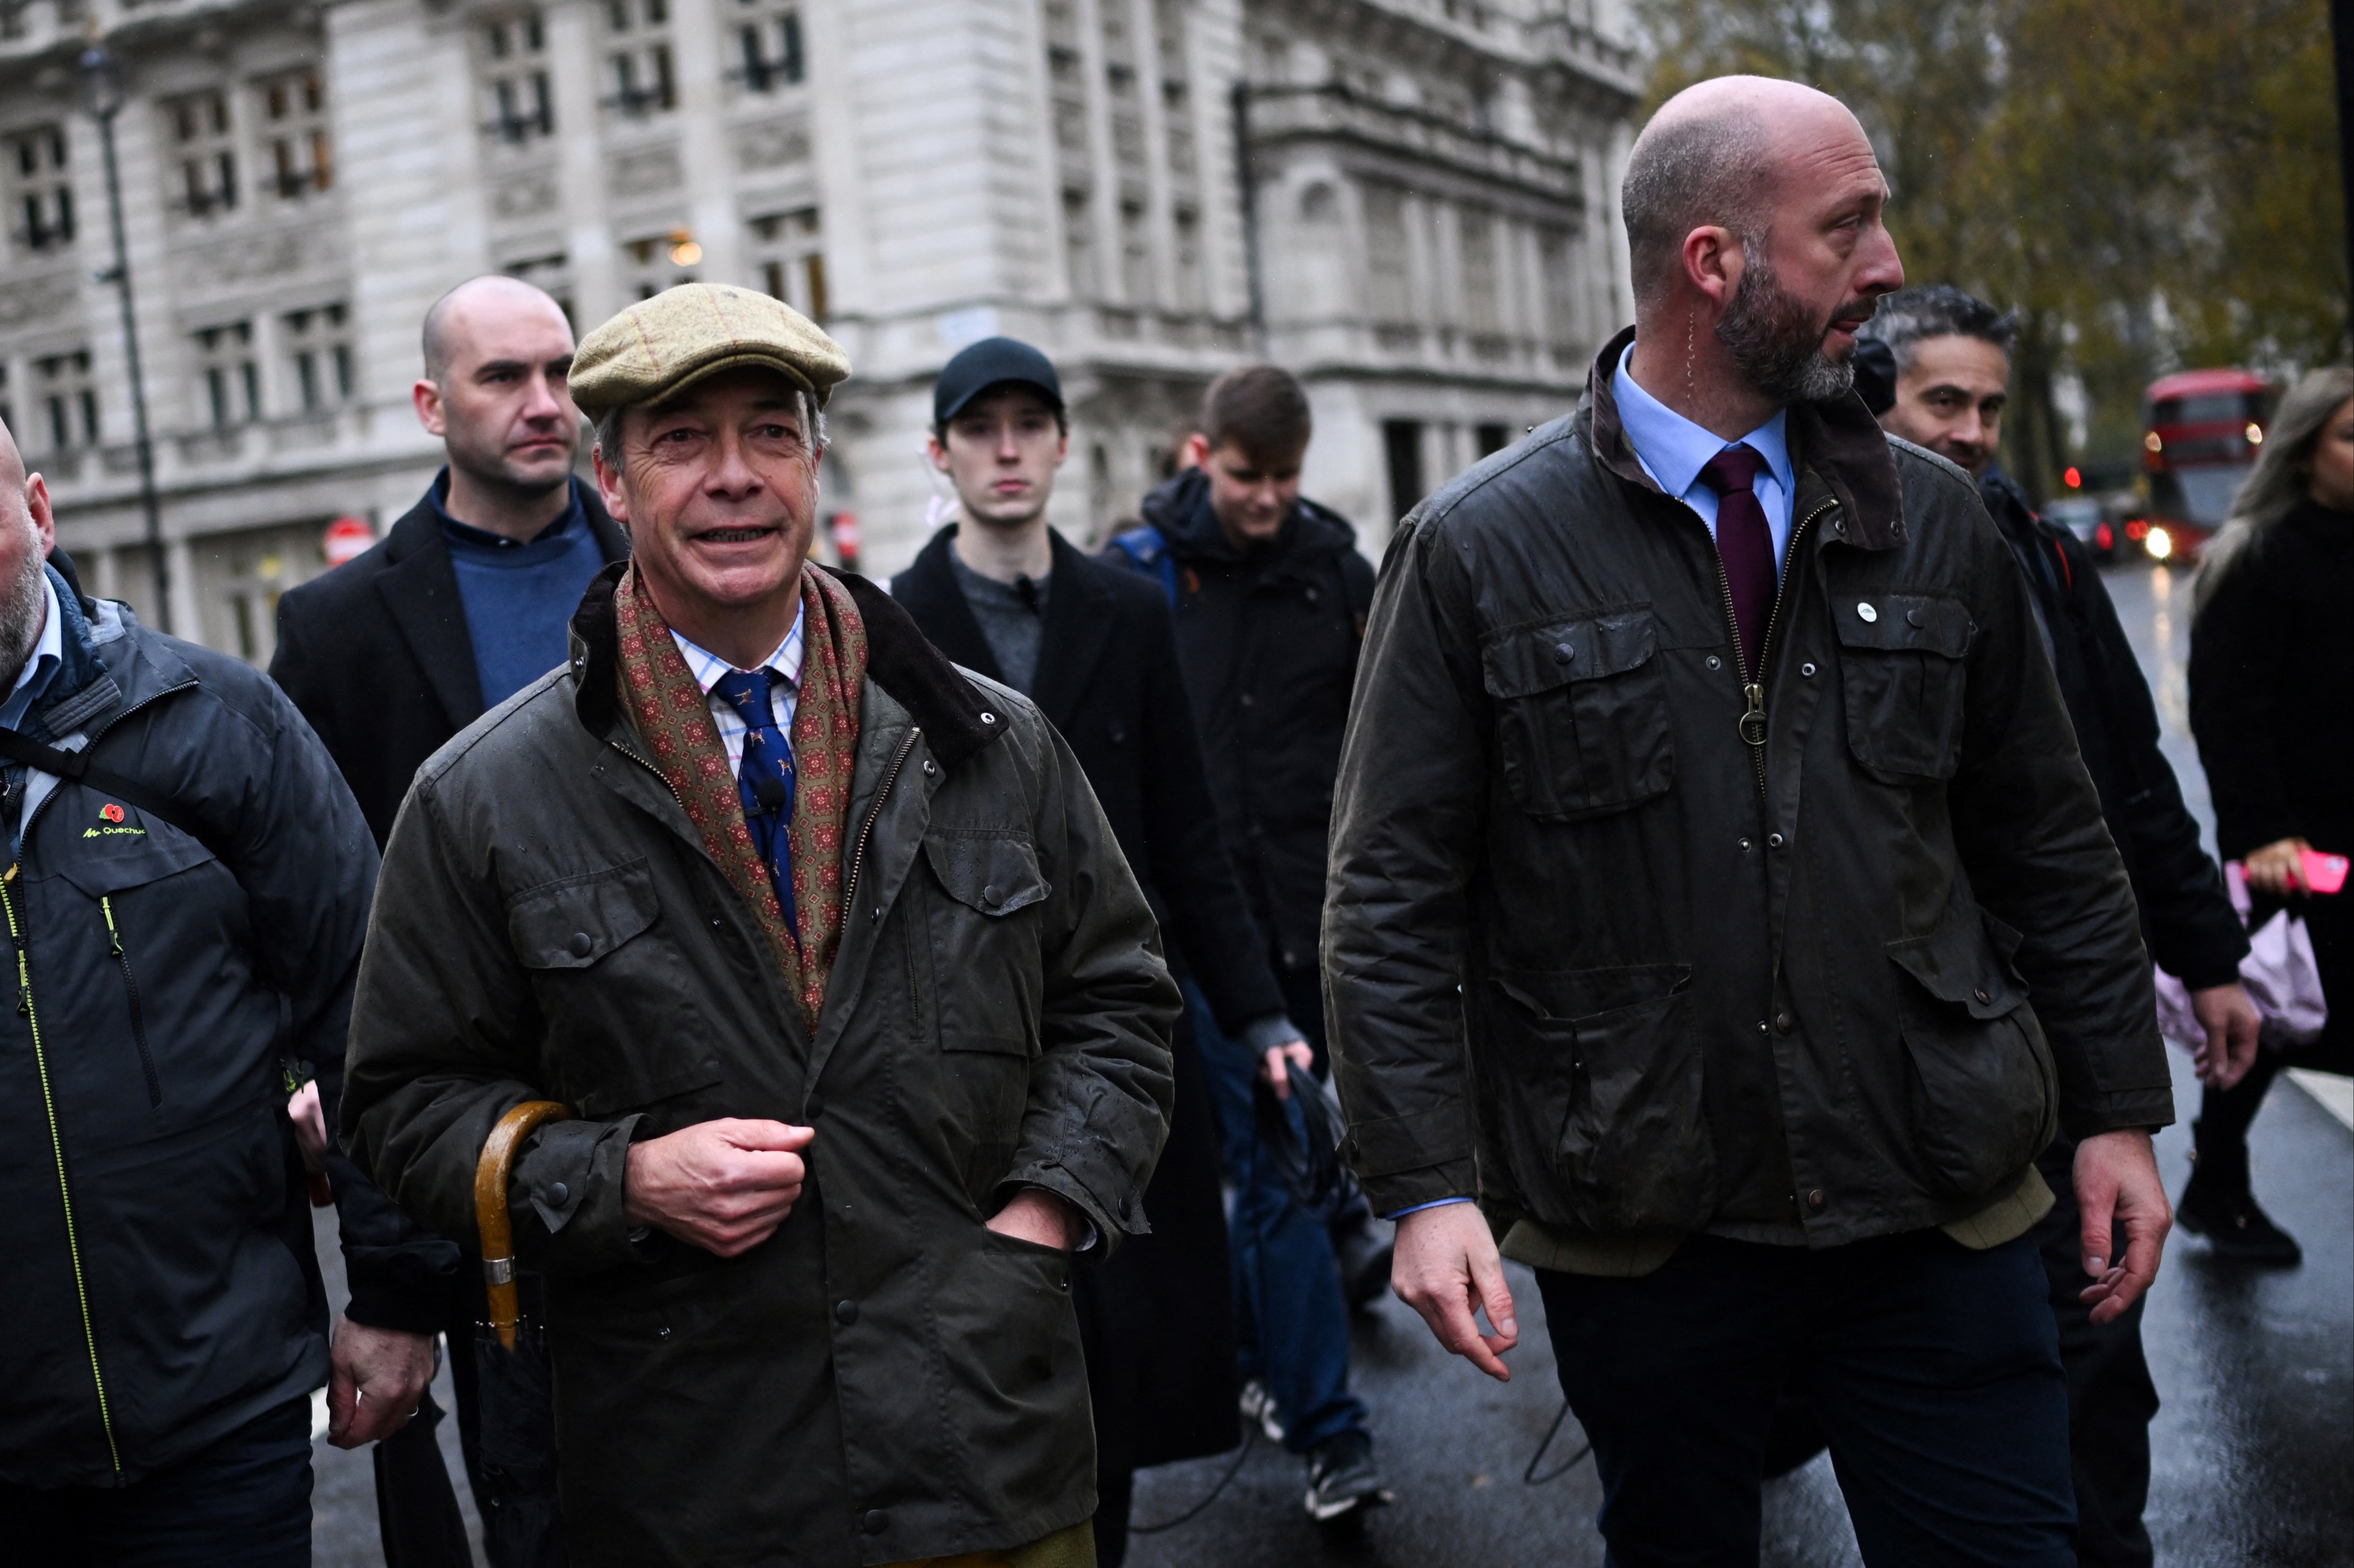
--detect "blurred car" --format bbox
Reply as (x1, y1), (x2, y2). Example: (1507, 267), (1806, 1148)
(2041, 495), (2108, 559)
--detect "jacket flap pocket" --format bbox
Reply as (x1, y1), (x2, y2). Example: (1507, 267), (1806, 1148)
(1481, 610), (1657, 699)
(1491, 963), (1692, 1022)
(1833, 593), (1972, 658)
(54, 830), (218, 898)
(923, 831), (1049, 917)
(1887, 909), (2024, 1019)
(509, 860), (660, 969)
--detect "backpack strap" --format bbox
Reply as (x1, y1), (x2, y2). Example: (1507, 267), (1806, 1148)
(0, 725), (229, 864)
(1108, 524), (1182, 610)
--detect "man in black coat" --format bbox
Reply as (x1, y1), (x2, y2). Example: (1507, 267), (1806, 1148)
(1862, 285), (2261, 1568)
(272, 275), (626, 1566)
(1107, 366), (1386, 1504)
(891, 338), (1384, 1555)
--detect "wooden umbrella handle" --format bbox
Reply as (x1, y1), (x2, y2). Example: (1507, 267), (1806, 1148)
(475, 1099), (572, 1352)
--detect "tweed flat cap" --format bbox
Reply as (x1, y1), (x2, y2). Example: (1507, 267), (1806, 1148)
(570, 282), (851, 418)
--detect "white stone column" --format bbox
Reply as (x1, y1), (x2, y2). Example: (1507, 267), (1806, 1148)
(671, 0), (740, 284)
(546, 0), (620, 323)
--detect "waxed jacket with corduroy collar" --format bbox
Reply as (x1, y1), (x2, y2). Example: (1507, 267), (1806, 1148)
(1324, 328), (2171, 1255)
(341, 563), (1178, 1567)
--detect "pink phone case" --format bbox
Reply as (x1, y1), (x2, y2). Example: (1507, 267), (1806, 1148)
(2300, 848), (2349, 895)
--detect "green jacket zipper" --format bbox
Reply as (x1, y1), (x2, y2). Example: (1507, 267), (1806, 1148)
(100, 896), (162, 1108)
(1713, 497), (1838, 801)
(2, 868), (121, 1473)
(841, 729), (921, 925)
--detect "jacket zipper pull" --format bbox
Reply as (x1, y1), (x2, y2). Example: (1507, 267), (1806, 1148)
(1739, 682), (1769, 747)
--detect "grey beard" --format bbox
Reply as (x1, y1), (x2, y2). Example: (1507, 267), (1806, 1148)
(1718, 251), (1862, 406)
(0, 546), (46, 692)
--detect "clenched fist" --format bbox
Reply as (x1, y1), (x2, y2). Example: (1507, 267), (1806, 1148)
(624, 1118), (815, 1257)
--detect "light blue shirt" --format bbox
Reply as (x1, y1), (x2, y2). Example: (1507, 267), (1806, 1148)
(1612, 342), (1798, 578)
(3, 572), (66, 854)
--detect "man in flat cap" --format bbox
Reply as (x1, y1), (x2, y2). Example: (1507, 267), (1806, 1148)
(340, 282), (1179, 1568)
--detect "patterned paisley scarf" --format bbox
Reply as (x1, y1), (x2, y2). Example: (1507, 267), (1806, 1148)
(612, 562), (867, 1038)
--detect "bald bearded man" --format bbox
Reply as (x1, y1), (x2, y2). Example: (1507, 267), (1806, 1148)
(1325, 77), (2174, 1565)
(273, 276), (627, 1565)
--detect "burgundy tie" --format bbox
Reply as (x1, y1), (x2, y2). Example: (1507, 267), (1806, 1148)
(1700, 444), (1775, 678)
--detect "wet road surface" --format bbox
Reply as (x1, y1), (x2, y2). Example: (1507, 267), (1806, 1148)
(311, 561), (2350, 1565)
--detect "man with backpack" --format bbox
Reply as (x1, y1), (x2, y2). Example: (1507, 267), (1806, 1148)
(1107, 365), (1385, 1514)
(0, 415), (443, 1562)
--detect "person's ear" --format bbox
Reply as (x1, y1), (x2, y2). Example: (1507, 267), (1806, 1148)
(1184, 432), (1211, 471)
(1682, 225), (1744, 313)
(24, 472), (55, 555)
(414, 379), (448, 438)
(592, 434), (630, 525)
(926, 431), (952, 474)
(1052, 428), (1070, 469)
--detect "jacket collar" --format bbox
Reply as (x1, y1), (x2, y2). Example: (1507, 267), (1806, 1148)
(892, 525), (1003, 684)
(568, 558), (1005, 770)
(1584, 324), (1907, 551)
(891, 523), (1112, 735)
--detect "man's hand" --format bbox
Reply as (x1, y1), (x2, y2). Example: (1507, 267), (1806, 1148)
(624, 1118), (815, 1258)
(987, 1188), (1081, 1251)
(2073, 1128), (2171, 1327)
(1259, 1039), (1316, 1100)
(2189, 982), (2262, 1090)
(1393, 1201), (1518, 1380)
(326, 1317), (435, 1449)
(2242, 836), (2313, 898)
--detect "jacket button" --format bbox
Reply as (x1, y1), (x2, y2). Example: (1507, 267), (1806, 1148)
(1738, 838), (1752, 852)
(1856, 601), (1878, 623)
(1756, 1019), (1769, 1033)
(982, 884), (997, 904)
(862, 1509), (888, 1535)
(1807, 1189), (1827, 1208)
(1553, 643), (1574, 663)
(1767, 832), (1785, 848)
(1305, 585), (1320, 602)
(922, 759), (938, 776)
(1801, 662), (1817, 677)
(1906, 608), (1924, 627)
(567, 932), (593, 958)
(1774, 1013), (1793, 1033)
(546, 1181), (570, 1205)
(1706, 655), (1721, 671)
(834, 1299), (859, 1326)
(1974, 986), (1991, 1003)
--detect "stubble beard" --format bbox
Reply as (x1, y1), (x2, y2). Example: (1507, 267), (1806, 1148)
(1717, 246), (1869, 407)
(0, 529), (49, 687)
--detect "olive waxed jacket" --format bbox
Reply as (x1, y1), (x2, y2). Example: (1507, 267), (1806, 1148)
(1324, 328), (2171, 1256)
(342, 564), (1178, 1567)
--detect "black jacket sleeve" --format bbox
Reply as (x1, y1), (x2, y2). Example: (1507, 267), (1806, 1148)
(242, 681), (460, 1332)
(2054, 532), (2247, 989)
(2189, 544), (2300, 861)
(1133, 598), (1290, 1036)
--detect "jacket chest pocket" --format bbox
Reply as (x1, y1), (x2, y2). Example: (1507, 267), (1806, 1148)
(1482, 609), (1674, 821)
(1833, 592), (1973, 785)
(921, 830), (1050, 1058)
(508, 860), (720, 1116)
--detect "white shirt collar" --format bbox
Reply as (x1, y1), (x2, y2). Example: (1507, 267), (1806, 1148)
(669, 603), (806, 695)
(1612, 341), (1795, 502)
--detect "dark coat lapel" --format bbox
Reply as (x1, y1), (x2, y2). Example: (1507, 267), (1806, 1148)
(373, 501), (486, 731)
(891, 526), (1006, 685)
(1030, 530), (1115, 735)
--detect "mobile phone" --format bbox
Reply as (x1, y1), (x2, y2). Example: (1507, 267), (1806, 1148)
(2300, 848), (2349, 896)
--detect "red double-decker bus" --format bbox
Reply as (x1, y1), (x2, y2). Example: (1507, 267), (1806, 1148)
(2137, 368), (2270, 561)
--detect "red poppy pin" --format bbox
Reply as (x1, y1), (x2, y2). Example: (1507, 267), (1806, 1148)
(100, 803), (126, 824)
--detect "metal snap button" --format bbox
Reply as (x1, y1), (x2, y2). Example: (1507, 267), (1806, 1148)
(1554, 643), (1574, 663)
(1706, 654), (1722, 671)
(979, 712), (996, 724)
(1801, 661), (1817, 677)
(982, 884), (998, 904)
(1756, 1019), (1770, 1033)
(1974, 986), (1991, 1003)
(834, 1300), (859, 1326)
(862, 1509), (889, 1535)
(547, 1181), (569, 1205)
(1807, 1189), (1827, 1208)
(567, 932), (593, 958)
(1775, 1013), (1793, 1033)
(1739, 838), (1752, 851)
(1768, 832), (1785, 848)
(922, 759), (937, 776)
(1856, 601), (1878, 623)
(1906, 608), (1925, 627)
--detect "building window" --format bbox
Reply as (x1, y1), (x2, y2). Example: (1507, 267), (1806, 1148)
(6, 126), (74, 255)
(284, 304), (353, 410)
(1119, 199), (1151, 303)
(751, 207), (826, 319)
(482, 12), (555, 144)
(1459, 208), (1499, 332)
(258, 69), (332, 198)
(37, 351), (98, 451)
(196, 322), (260, 428)
(734, 0), (803, 91)
(1537, 226), (1584, 355)
(1383, 419), (1424, 520)
(163, 90), (238, 216)
(607, 0), (677, 116)
(1062, 189), (1097, 299)
(1365, 182), (1411, 323)
(623, 233), (696, 301)
(1172, 205), (1203, 310)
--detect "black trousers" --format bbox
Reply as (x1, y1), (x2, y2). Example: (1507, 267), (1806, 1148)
(2033, 1144), (2156, 1568)
(1, 1396), (312, 1567)
(1539, 1230), (2075, 1567)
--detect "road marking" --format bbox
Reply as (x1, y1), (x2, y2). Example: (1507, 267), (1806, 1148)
(2289, 1068), (2353, 1131)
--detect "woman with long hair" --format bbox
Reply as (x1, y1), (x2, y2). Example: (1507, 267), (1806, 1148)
(2185, 365), (2354, 1264)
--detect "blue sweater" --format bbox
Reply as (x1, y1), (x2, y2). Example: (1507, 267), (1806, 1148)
(431, 475), (607, 709)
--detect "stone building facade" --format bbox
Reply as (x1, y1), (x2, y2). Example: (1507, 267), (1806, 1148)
(0, 0), (1634, 663)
